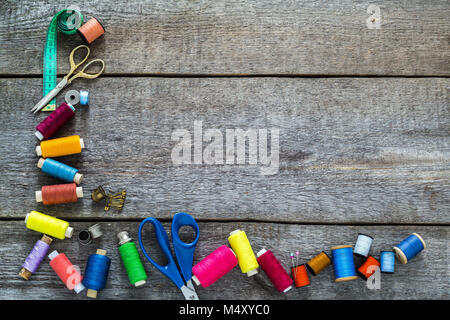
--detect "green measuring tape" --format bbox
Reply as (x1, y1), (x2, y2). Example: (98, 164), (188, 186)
(42, 9), (84, 111)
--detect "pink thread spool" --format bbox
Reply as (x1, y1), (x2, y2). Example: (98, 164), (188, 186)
(35, 102), (75, 140)
(257, 249), (293, 293)
(192, 245), (238, 288)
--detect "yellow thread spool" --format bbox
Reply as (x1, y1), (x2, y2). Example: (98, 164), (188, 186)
(25, 211), (73, 240)
(228, 229), (259, 276)
(36, 135), (84, 158)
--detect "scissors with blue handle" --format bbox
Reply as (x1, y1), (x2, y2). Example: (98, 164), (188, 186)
(31, 45), (105, 113)
(138, 212), (200, 300)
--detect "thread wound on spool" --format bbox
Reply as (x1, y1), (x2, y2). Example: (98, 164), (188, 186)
(357, 256), (380, 280)
(38, 135), (83, 158)
(393, 233), (426, 264)
(19, 235), (53, 280)
(25, 211), (72, 240)
(79, 90), (89, 105)
(119, 240), (148, 287)
(228, 230), (259, 276)
(257, 249), (293, 293)
(291, 264), (310, 288)
(35, 102), (75, 140)
(39, 183), (79, 205)
(77, 18), (105, 44)
(39, 158), (81, 184)
(331, 245), (357, 282)
(380, 251), (395, 273)
(83, 250), (111, 298)
(353, 233), (373, 258)
(192, 245), (238, 288)
(49, 251), (84, 293)
(306, 251), (331, 276)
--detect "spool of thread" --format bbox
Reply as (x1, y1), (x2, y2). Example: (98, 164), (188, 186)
(19, 235), (53, 280)
(228, 229), (259, 276)
(83, 249), (111, 298)
(331, 245), (358, 282)
(380, 251), (395, 273)
(257, 249), (293, 293)
(65, 90), (80, 106)
(192, 245), (238, 288)
(35, 183), (83, 205)
(393, 233), (426, 264)
(306, 251), (332, 276)
(357, 256), (380, 280)
(25, 210), (73, 240)
(88, 223), (103, 239)
(78, 230), (92, 245)
(35, 102), (75, 140)
(77, 18), (105, 44)
(353, 233), (373, 258)
(117, 231), (148, 287)
(49, 250), (85, 293)
(37, 158), (83, 184)
(79, 90), (89, 106)
(291, 264), (310, 288)
(36, 135), (85, 158)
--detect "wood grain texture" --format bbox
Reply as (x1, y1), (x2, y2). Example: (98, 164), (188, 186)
(0, 77), (449, 223)
(1, 221), (448, 300)
(0, 0), (449, 75)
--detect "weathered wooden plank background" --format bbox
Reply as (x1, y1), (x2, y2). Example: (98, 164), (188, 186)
(0, 0), (449, 300)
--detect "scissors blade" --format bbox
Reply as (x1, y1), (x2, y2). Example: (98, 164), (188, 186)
(180, 285), (199, 300)
(31, 78), (68, 113)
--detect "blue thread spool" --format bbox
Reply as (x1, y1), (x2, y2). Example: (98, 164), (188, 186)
(353, 233), (373, 258)
(393, 233), (426, 264)
(331, 245), (358, 282)
(380, 251), (395, 273)
(83, 249), (111, 298)
(37, 158), (83, 184)
(79, 90), (89, 106)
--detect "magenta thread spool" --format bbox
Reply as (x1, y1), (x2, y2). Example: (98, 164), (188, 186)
(35, 102), (75, 140)
(19, 235), (53, 280)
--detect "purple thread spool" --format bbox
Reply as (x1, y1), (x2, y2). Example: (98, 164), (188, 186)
(19, 235), (52, 280)
(35, 102), (75, 140)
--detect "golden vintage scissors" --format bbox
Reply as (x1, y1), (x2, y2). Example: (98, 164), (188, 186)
(31, 45), (105, 113)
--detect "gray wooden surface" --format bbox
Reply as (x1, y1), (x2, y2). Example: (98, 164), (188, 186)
(0, 0), (449, 300)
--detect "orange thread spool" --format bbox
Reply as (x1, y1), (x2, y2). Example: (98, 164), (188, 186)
(357, 256), (380, 280)
(291, 264), (310, 288)
(77, 18), (105, 44)
(37, 183), (83, 205)
(306, 251), (331, 276)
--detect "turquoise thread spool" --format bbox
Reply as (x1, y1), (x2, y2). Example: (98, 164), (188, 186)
(37, 158), (83, 184)
(80, 90), (89, 105)
(353, 233), (373, 258)
(331, 245), (358, 282)
(393, 233), (426, 264)
(380, 251), (395, 273)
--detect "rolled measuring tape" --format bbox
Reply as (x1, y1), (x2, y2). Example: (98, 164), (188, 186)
(42, 8), (84, 111)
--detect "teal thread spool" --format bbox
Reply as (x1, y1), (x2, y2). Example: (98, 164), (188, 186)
(118, 231), (148, 287)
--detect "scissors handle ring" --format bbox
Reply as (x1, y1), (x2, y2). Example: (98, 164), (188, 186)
(68, 45), (90, 75)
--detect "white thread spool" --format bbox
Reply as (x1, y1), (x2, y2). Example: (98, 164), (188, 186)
(353, 233), (373, 258)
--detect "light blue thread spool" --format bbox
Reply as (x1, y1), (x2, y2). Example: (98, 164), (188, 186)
(380, 251), (395, 273)
(353, 233), (373, 258)
(331, 245), (358, 282)
(37, 158), (83, 184)
(79, 90), (89, 106)
(393, 233), (426, 264)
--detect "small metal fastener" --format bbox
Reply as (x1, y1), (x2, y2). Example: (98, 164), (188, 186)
(65, 90), (80, 106)
(78, 230), (92, 245)
(91, 186), (107, 202)
(88, 223), (102, 239)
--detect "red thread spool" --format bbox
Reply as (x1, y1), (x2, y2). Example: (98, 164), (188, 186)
(256, 249), (293, 293)
(192, 245), (238, 288)
(357, 256), (380, 280)
(48, 250), (84, 293)
(291, 264), (310, 288)
(77, 18), (105, 44)
(36, 183), (83, 205)
(35, 102), (75, 140)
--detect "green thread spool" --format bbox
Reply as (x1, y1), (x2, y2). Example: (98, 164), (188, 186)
(117, 231), (147, 287)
